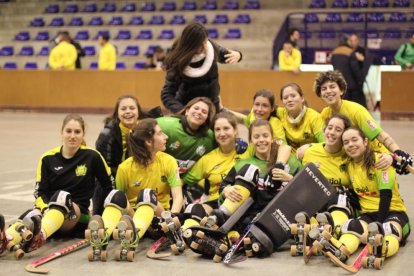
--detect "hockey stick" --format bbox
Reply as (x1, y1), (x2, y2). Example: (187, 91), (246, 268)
(392, 154), (414, 174)
(25, 239), (88, 274)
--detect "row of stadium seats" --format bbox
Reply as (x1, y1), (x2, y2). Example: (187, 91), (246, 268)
(29, 13), (251, 27)
(299, 29), (414, 39)
(304, 12), (414, 23)
(1, 61), (150, 70)
(309, 0), (412, 8)
(42, 1), (260, 14)
(13, 27), (242, 41)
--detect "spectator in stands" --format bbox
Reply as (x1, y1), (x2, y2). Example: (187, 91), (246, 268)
(98, 34), (116, 71)
(160, 21), (242, 114)
(145, 46), (166, 70)
(288, 28), (300, 49)
(394, 33), (414, 70)
(348, 33), (373, 82)
(331, 36), (366, 108)
(63, 31), (85, 69)
(48, 32), (77, 70)
(278, 41), (301, 73)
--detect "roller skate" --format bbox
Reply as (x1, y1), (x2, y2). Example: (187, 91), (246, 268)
(160, 211), (185, 255)
(309, 227), (350, 263)
(113, 215), (139, 262)
(290, 212), (312, 257)
(5, 219), (33, 259)
(20, 212), (45, 254)
(85, 215), (109, 262)
(361, 222), (387, 270)
(199, 215), (220, 230)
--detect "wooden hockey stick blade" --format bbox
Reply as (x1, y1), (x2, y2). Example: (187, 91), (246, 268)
(326, 245), (369, 274)
(25, 239), (88, 274)
(146, 237), (172, 260)
(392, 154), (414, 174)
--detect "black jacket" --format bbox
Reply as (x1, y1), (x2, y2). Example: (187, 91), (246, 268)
(331, 45), (363, 90)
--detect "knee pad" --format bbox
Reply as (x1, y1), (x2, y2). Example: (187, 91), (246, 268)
(18, 208), (42, 220)
(341, 218), (365, 239)
(104, 189), (128, 210)
(383, 221), (402, 241)
(327, 188), (352, 217)
(235, 164), (260, 192)
(136, 189), (157, 211)
(49, 190), (73, 214)
(184, 203), (207, 221)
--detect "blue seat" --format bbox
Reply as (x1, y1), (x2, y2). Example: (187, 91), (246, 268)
(383, 28), (402, 38)
(95, 31), (110, 40)
(116, 62), (126, 70)
(411, 13), (414, 22)
(351, 0), (369, 8)
(368, 13), (385, 22)
(325, 13), (342, 23)
(19, 46), (34, 56)
(24, 62), (38, 70)
(88, 16), (103, 26)
(331, 0), (348, 8)
(160, 2), (176, 11)
(365, 29), (380, 38)
(393, 0), (410, 7)
(101, 3), (116, 12)
(309, 0), (326, 8)
(15, 31), (30, 41)
(244, 0), (260, 9)
(234, 14), (251, 24)
(148, 15), (165, 25)
(406, 29), (414, 37)
(3, 62), (17, 69)
(63, 4), (78, 13)
(38, 46), (49, 56)
(372, 0), (389, 7)
(75, 30), (89, 41)
(318, 29), (336, 39)
(49, 17), (64, 27)
(181, 1), (197, 10)
(115, 30), (131, 40)
(128, 16), (144, 25)
(342, 28), (357, 35)
(202, 0), (217, 10)
(84, 46), (96, 56)
(170, 15), (186, 24)
(68, 17), (84, 26)
(44, 4), (59, 14)
(389, 12), (406, 22)
(0, 46), (13, 56)
(208, 28), (219, 39)
(224, 28), (241, 39)
(304, 13), (319, 23)
(213, 14), (229, 24)
(109, 16), (124, 25)
(300, 30), (312, 39)
(141, 2), (156, 11)
(133, 62), (146, 69)
(82, 3), (97, 13)
(122, 45), (140, 56)
(346, 13), (364, 22)
(194, 14), (207, 24)
(223, 0), (239, 10)
(158, 29), (175, 39)
(89, 62), (98, 69)
(145, 45), (160, 55)
(121, 3), (136, 12)
(136, 29), (153, 39)
(35, 31), (49, 41)
(30, 17), (45, 27)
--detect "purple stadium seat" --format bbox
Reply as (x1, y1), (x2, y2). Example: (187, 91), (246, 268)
(351, 0), (369, 8)
(38, 46), (49, 56)
(160, 2), (176, 11)
(18, 46), (34, 56)
(325, 13), (342, 23)
(224, 28), (241, 39)
(89, 62), (98, 69)
(63, 4), (78, 13)
(170, 15), (186, 24)
(393, 0), (410, 7)
(367, 13), (385, 22)
(122, 45), (140, 56)
(35, 31), (50, 41)
(148, 15), (165, 25)
(331, 0), (348, 8)
(342, 28), (357, 35)
(0, 46), (14, 56)
(68, 17), (84, 26)
(300, 30), (312, 39)
(136, 29), (153, 40)
(15, 31), (30, 41)
(212, 14), (229, 24)
(411, 13), (414, 22)
(101, 3), (116, 12)
(84, 46), (96, 56)
(309, 0), (326, 8)
(108, 16), (124, 26)
(372, 0), (389, 7)
(49, 17), (64, 27)
(44, 4), (59, 14)
(82, 3), (97, 13)
(181, 1), (197, 10)
(133, 62), (146, 69)
(234, 14), (251, 24)
(223, 0), (239, 10)
(158, 29), (175, 39)
(346, 13), (364, 22)
(75, 30), (89, 41)
(383, 28), (402, 39)
(318, 29), (336, 39)
(141, 2), (156, 11)
(202, 0), (217, 10)
(121, 3), (136, 12)
(3, 62), (17, 69)
(24, 62), (38, 70)
(389, 12), (407, 22)
(244, 0), (260, 9)
(365, 29), (380, 38)
(88, 16), (103, 26)
(30, 17), (45, 27)
(194, 14), (207, 24)
(208, 28), (219, 39)
(115, 30), (132, 40)
(128, 16), (144, 25)
(116, 62), (126, 70)
(145, 45), (160, 56)
(304, 13), (319, 23)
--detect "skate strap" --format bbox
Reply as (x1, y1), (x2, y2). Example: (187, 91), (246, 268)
(219, 197), (254, 233)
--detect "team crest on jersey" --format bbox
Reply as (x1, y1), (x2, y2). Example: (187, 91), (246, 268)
(169, 141), (180, 150)
(339, 164), (347, 172)
(195, 145), (206, 156)
(367, 120), (377, 130)
(134, 181), (140, 187)
(382, 171), (389, 183)
(75, 164), (87, 176)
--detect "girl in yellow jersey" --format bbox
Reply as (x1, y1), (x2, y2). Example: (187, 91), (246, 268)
(314, 70), (413, 175)
(335, 127), (410, 267)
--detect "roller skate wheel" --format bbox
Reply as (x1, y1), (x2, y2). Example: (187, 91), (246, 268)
(323, 224), (332, 234)
(100, 250), (107, 262)
(321, 230), (332, 240)
(245, 249), (253, 257)
(89, 220), (100, 231)
(112, 229), (120, 240)
(21, 230), (33, 242)
(125, 230), (133, 241)
(291, 224), (298, 235)
(313, 240), (324, 251)
(219, 243), (228, 252)
(87, 249), (94, 262)
(172, 217), (181, 228)
(115, 249), (122, 261)
(160, 222), (169, 233)
(190, 241), (199, 250)
(311, 245), (319, 255)
(303, 224), (311, 234)
(213, 255), (222, 263)
(374, 234), (383, 246)
(127, 251), (135, 262)
(183, 229), (193, 239)
(98, 229), (105, 239)
(290, 245), (298, 256)
(15, 249), (24, 260)
(252, 242), (261, 253)
(362, 256), (369, 268)
(6, 241), (16, 251)
(304, 246), (310, 255)
(171, 243), (179, 255)
(85, 229), (91, 240)
(339, 245), (351, 257)
(196, 231), (205, 239)
(374, 257), (383, 270)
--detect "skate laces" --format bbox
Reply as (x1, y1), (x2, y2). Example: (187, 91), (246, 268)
(89, 229), (109, 248)
(120, 231), (139, 249)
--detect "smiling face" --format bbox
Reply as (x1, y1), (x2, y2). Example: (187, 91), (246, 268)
(118, 97), (139, 129)
(185, 101), (209, 130)
(320, 81), (344, 107)
(62, 119), (84, 152)
(342, 128), (368, 162)
(253, 96), (273, 120)
(250, 125), (273, 159)
(324, 117), (346, 148)
(214, 118), (237, 149)
(281, 86), (304, 115)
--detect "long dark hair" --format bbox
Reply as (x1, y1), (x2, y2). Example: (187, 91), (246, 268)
(249, 119), (279, 170)
(179, 97), (216, 136)
(104, 94), (146, 125)
(127, 118), (157, 166)
(253, 89), (277, 118)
